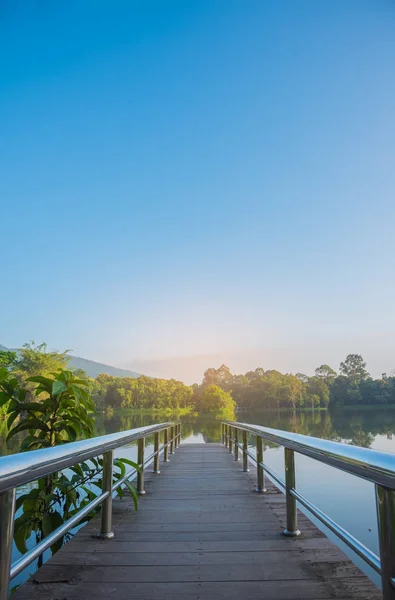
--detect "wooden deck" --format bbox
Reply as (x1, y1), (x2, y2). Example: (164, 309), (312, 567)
(13, 443), (380, 600)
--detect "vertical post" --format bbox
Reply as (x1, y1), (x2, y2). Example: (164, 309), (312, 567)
(375, 484), (395, 599)
(283, 448), (300, 537)
(0, 489), (16, 600)
(228, 426), (233, 453)
(137, 437), (146, 495)
(176, 424), (180, 448)
(222, 423), (225, 444)
(164, 427), (169, 462)
(98, 450), (114, 539)
(153, 431), (160, 473)
(170, 426), (175, 454)
(256, 435), (266, 492)
(178, 423), (181, 446)
(242, 430), (249, 472)
(234, 428), (239, 461)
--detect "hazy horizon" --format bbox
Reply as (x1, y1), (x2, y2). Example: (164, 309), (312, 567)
(2, 2), (395, 384)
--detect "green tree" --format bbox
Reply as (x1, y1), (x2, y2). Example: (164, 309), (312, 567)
(340, 354), (369, 385)
(13, 342), (70, 381)
(202, 365), (233, 391)
(315, 364), (337, 386)
(198, 384), (236, 416)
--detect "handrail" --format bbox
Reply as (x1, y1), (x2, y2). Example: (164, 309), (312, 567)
(223, 421), (395, 600)
(0, 421), (182, 600)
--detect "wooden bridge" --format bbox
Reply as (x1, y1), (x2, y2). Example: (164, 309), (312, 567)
(11, 439), (380, 600)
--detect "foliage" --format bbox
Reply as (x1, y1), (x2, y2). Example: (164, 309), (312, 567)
(0, 350), (17, 370)
(93, 374), (194, 412)
(198, 384), (236, 416)
(0, 368), (139, 564)
(12, 342), (70, 380)
(339, 354), (368, 385)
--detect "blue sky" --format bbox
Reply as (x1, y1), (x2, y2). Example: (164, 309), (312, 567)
(1, 1), (395, 383)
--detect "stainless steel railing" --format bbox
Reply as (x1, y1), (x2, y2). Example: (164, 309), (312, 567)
(223, 421), (395, 600)
(0, 421), (181, 600)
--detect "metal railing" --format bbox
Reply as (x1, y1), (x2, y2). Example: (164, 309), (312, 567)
(0, 421), (181, 600)
(222, 421), (395, 600)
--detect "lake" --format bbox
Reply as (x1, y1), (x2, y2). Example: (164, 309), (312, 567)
(2, 407), (395, 590)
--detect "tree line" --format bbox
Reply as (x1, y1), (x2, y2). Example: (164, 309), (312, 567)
(1, 343), (394, 417)
(199, 354), (395, 410)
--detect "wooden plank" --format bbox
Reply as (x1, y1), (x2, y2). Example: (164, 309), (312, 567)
(48, 546), (361, 567)
(12, 578), (380, 600)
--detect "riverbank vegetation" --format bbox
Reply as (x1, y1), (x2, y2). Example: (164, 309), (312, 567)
(1, 343), (394, 420)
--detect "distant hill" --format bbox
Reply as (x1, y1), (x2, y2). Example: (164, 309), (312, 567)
(0, 344), (140, 379)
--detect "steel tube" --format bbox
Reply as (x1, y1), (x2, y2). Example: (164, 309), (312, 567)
(228, 426), (233, 454)
(256, 436), (266, 492)
(234, 428), (239, 461)
(0, 422), (175, 494)
(137, 437), (145, 495)
(291, 487), (380, 574)
(284, 448), (300, 537)
(97, 450), (114, 539)
(164, 428), (169, 462)
(226, 421), (395, 490)
(376, 484), (395, 598)
(10, 491), (108, 580)
(153, 432), (160, 473)
(242, 430), (249, 472)
(0, 489), (16, 600)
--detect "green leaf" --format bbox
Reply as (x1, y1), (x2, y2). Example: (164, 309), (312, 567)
(42, 511), (64, 555)
(52, 380), (68, 396)
(14, 513), (34, 554)
(7, 411), (19, 430)
(7, 420), (49, 442)
(117, 458), (140, 472)
(0, 391), (10, 407)
(124, 480), (139, 511)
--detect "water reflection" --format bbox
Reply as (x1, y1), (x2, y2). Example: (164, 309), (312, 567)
(95, 408), (395, 450)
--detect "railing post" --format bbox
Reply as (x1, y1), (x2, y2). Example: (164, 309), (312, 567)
(164, 427), (169, 462)
(222, 423), (225, 444)
(98, 450), (114, 539)
(0, 489), (16, 600)
(284, 448), (300, 537)
(170, 426), (175, 454)
(137, 437), (146, 495)
(176, 424), (180, 448)
(153, 431), (160, 473)
(178, 423), (182, 446)
(242, 430), (249, 472)
(234, 428), (239, 461)
(375, 484), (395, 599)
(256, 435), (266, 492)
(228, 426), (233, 454)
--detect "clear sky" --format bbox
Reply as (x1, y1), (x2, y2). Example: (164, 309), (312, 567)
(1, 1), (395, 383)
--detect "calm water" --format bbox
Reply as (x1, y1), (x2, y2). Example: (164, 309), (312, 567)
(3, 407), (395, 589)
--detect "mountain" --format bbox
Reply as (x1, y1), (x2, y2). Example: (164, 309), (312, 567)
(67, 355), (140, 379)
(0, 344), (140, 379)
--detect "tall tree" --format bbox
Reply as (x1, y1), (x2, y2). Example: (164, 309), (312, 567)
(202, 365), (233, 391)
(340, 354), (369, 385)
(315, 364), (337, 386)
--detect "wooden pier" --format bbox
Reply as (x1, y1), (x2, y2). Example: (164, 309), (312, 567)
(13, 443), (380, 600)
